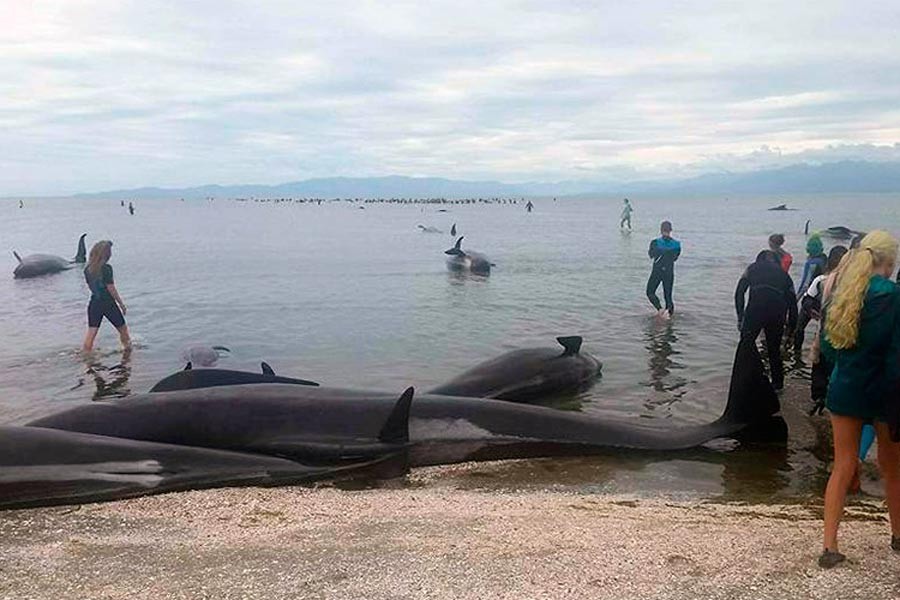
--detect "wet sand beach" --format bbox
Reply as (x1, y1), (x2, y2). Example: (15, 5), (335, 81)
(2, 382), (898, 600)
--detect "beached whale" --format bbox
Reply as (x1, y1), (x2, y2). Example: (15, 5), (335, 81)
(150, 362), (319, 393)
(12, 234), (87, 279)
(0, 425), (410, 510)
(445, 237), (493, 275)
(429, 336), (601, 403)
(29, 338), (779, 468)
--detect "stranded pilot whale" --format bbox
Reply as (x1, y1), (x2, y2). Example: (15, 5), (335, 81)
(29, 337), (779, 468)
(13, 234), (87, 279)
(429, 336), (602, 403)
(150, 362), (319, 392)
(0, 425), (408, 510)
(445, 237), (494, 275)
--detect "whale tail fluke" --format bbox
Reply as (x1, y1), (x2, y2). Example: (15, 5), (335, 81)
(261, 362), (275, 376)
(445, 237), (465, 256)
(12, 251), (22, 264)
(73, 234), (87, 263)
(378, 387), (414, 445)
(722, 337), (780, 426)
(557, 336), (583, 356)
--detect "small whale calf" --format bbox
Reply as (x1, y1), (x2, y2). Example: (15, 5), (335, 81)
(445, 237), (494, 276)
(418, 225), (443, 234)
(181, 345), (231, 368)
(12, 234), (87, 279)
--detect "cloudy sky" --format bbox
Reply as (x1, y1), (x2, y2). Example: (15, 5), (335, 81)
(3, 0), (900, 195)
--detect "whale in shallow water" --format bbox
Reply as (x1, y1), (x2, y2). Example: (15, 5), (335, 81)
(29, 338), (779, 470)
(418, 225), (443, 234)
(445, 236), (493, 275)
(13, 234), (87, 279)
(429, 336), (602, 403)
(150, 362), (319, 392)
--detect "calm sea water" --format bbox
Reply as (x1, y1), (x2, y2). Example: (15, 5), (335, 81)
(2, 193), (898, 500)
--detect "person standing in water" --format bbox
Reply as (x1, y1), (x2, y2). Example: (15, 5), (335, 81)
(620, 198), (633, 230)
(734, 250), (798, 391)
(525, 200), (534, 213)
(128, 202), (135, 215)
(818, 230), (900, 568)
(769, 233), (793, 273)
(82, 240), (131, 353)
(646, 221), (681, 318)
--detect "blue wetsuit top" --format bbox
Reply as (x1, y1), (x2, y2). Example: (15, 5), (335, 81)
(648, 237), (681, 272)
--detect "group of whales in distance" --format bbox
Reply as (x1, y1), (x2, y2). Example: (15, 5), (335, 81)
(3, 335), (781, 509)
(12, 234), (87, 279)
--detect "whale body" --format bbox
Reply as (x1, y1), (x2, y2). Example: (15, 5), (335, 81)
(13, 234), (87, 279)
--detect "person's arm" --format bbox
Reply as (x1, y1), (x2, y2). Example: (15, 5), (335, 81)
(106, 284), (127, 314)
(882, 289), (900, 440)
(648, 239), (660, 260)
(735, 274), (749, 326)
(672, 241), (681, 263)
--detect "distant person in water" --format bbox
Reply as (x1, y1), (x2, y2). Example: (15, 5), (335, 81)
(797, 245), (847, 363)
(128, 202), (135, 215)
(769, 233), (793, 273)
(120, 200), (124, 207)
(525, 200), (534, 213)
(82, 240), (131, 353)
(735, 250), (798, 391)
(620, 198), (633, 230)
(19, 200), (24, 208)
(646, 221), (681, 319)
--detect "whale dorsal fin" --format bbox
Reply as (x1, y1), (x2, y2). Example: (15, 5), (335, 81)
(450, 223), (457, 236)
(445, 237), (465, 256)
(378, 387), (414, 444)
(557, 336), (582, 356)
(74, 234), (87, 263)
(261, 361), (275, 376)
(184, 362), (192, 371)
(12, 251), (22, 263)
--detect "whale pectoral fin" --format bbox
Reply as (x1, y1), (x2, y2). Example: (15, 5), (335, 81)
(184, 362), (192, 371)
(212, 346), (231, 355)
(261, 362), (275, 376)
(12, 251), (22, 263)
(378, 387), (414, 445)
(556, 336), (583, 356)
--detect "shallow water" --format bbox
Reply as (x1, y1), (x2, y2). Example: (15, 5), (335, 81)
(1, 193), (897, 500)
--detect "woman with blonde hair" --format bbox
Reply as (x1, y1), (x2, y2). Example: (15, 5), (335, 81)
(81, 240), (130, 353)
(819, 230), (900, 567)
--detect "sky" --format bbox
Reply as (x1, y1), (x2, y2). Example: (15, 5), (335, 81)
(2, 0), (900, 195)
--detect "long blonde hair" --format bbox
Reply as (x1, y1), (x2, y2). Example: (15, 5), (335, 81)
(86, 240), (113, 277)
(825, 230), (898, 349)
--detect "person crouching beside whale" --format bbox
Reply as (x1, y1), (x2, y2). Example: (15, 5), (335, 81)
(82, 241), (131, 353)
(734, 250), (797, 391)
(646, 221), (680, 319)
(818, 231), (900, 568)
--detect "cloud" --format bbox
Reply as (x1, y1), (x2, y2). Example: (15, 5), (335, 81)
(1, 0), (899, 194)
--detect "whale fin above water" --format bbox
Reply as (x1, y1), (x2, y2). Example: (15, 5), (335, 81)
(12, 251), (22, 264)
(556, 336), (583, 356)
(184, 362), (192, 371)
(261, 362), (275, 376)
(450, 223), (457, 236)
(445, 237), (465, 256)
(378, 387), (414, 444)
(73, 234), (87, 264)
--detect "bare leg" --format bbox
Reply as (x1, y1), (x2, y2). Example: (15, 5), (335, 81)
(874, 422), (900, 538)
(82, 327), (100, 353)
(116, 324), (132, 349)
(823, 414), (863, 551)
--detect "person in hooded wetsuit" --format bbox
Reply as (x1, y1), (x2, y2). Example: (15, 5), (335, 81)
(620, 198), (633, 230)
(735, 250), (798, 391)
(646, 221), (681, 318)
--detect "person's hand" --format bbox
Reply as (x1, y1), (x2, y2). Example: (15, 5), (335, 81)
(809, 399), (826, 416)
(120, 304), (128, 316)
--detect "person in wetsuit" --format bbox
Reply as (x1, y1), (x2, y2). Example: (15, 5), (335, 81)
(82, 240), (131, 353)
(769, 233), (793, 273)
(734, 250), (798, 391)
(620, 198), (633, 230)
(646, 221), (681, 318)
(525, 200), (534, 213)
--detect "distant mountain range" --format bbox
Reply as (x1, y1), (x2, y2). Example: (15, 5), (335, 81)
(67, 160), (900, 200)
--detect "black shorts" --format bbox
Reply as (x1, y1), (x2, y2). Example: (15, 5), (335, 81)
(87, 298), (125, 328)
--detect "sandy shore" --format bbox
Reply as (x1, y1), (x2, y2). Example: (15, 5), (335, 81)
(1, 470), (898, 600)
(2, 382), (899, 599)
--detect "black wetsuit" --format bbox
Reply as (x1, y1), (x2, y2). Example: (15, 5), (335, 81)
(85, 264), (125, 328)
(735, 260), (798, 389)
(646, 236), (681, 314)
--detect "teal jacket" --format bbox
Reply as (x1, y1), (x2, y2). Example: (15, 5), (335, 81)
(823, 275), (900, 420)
